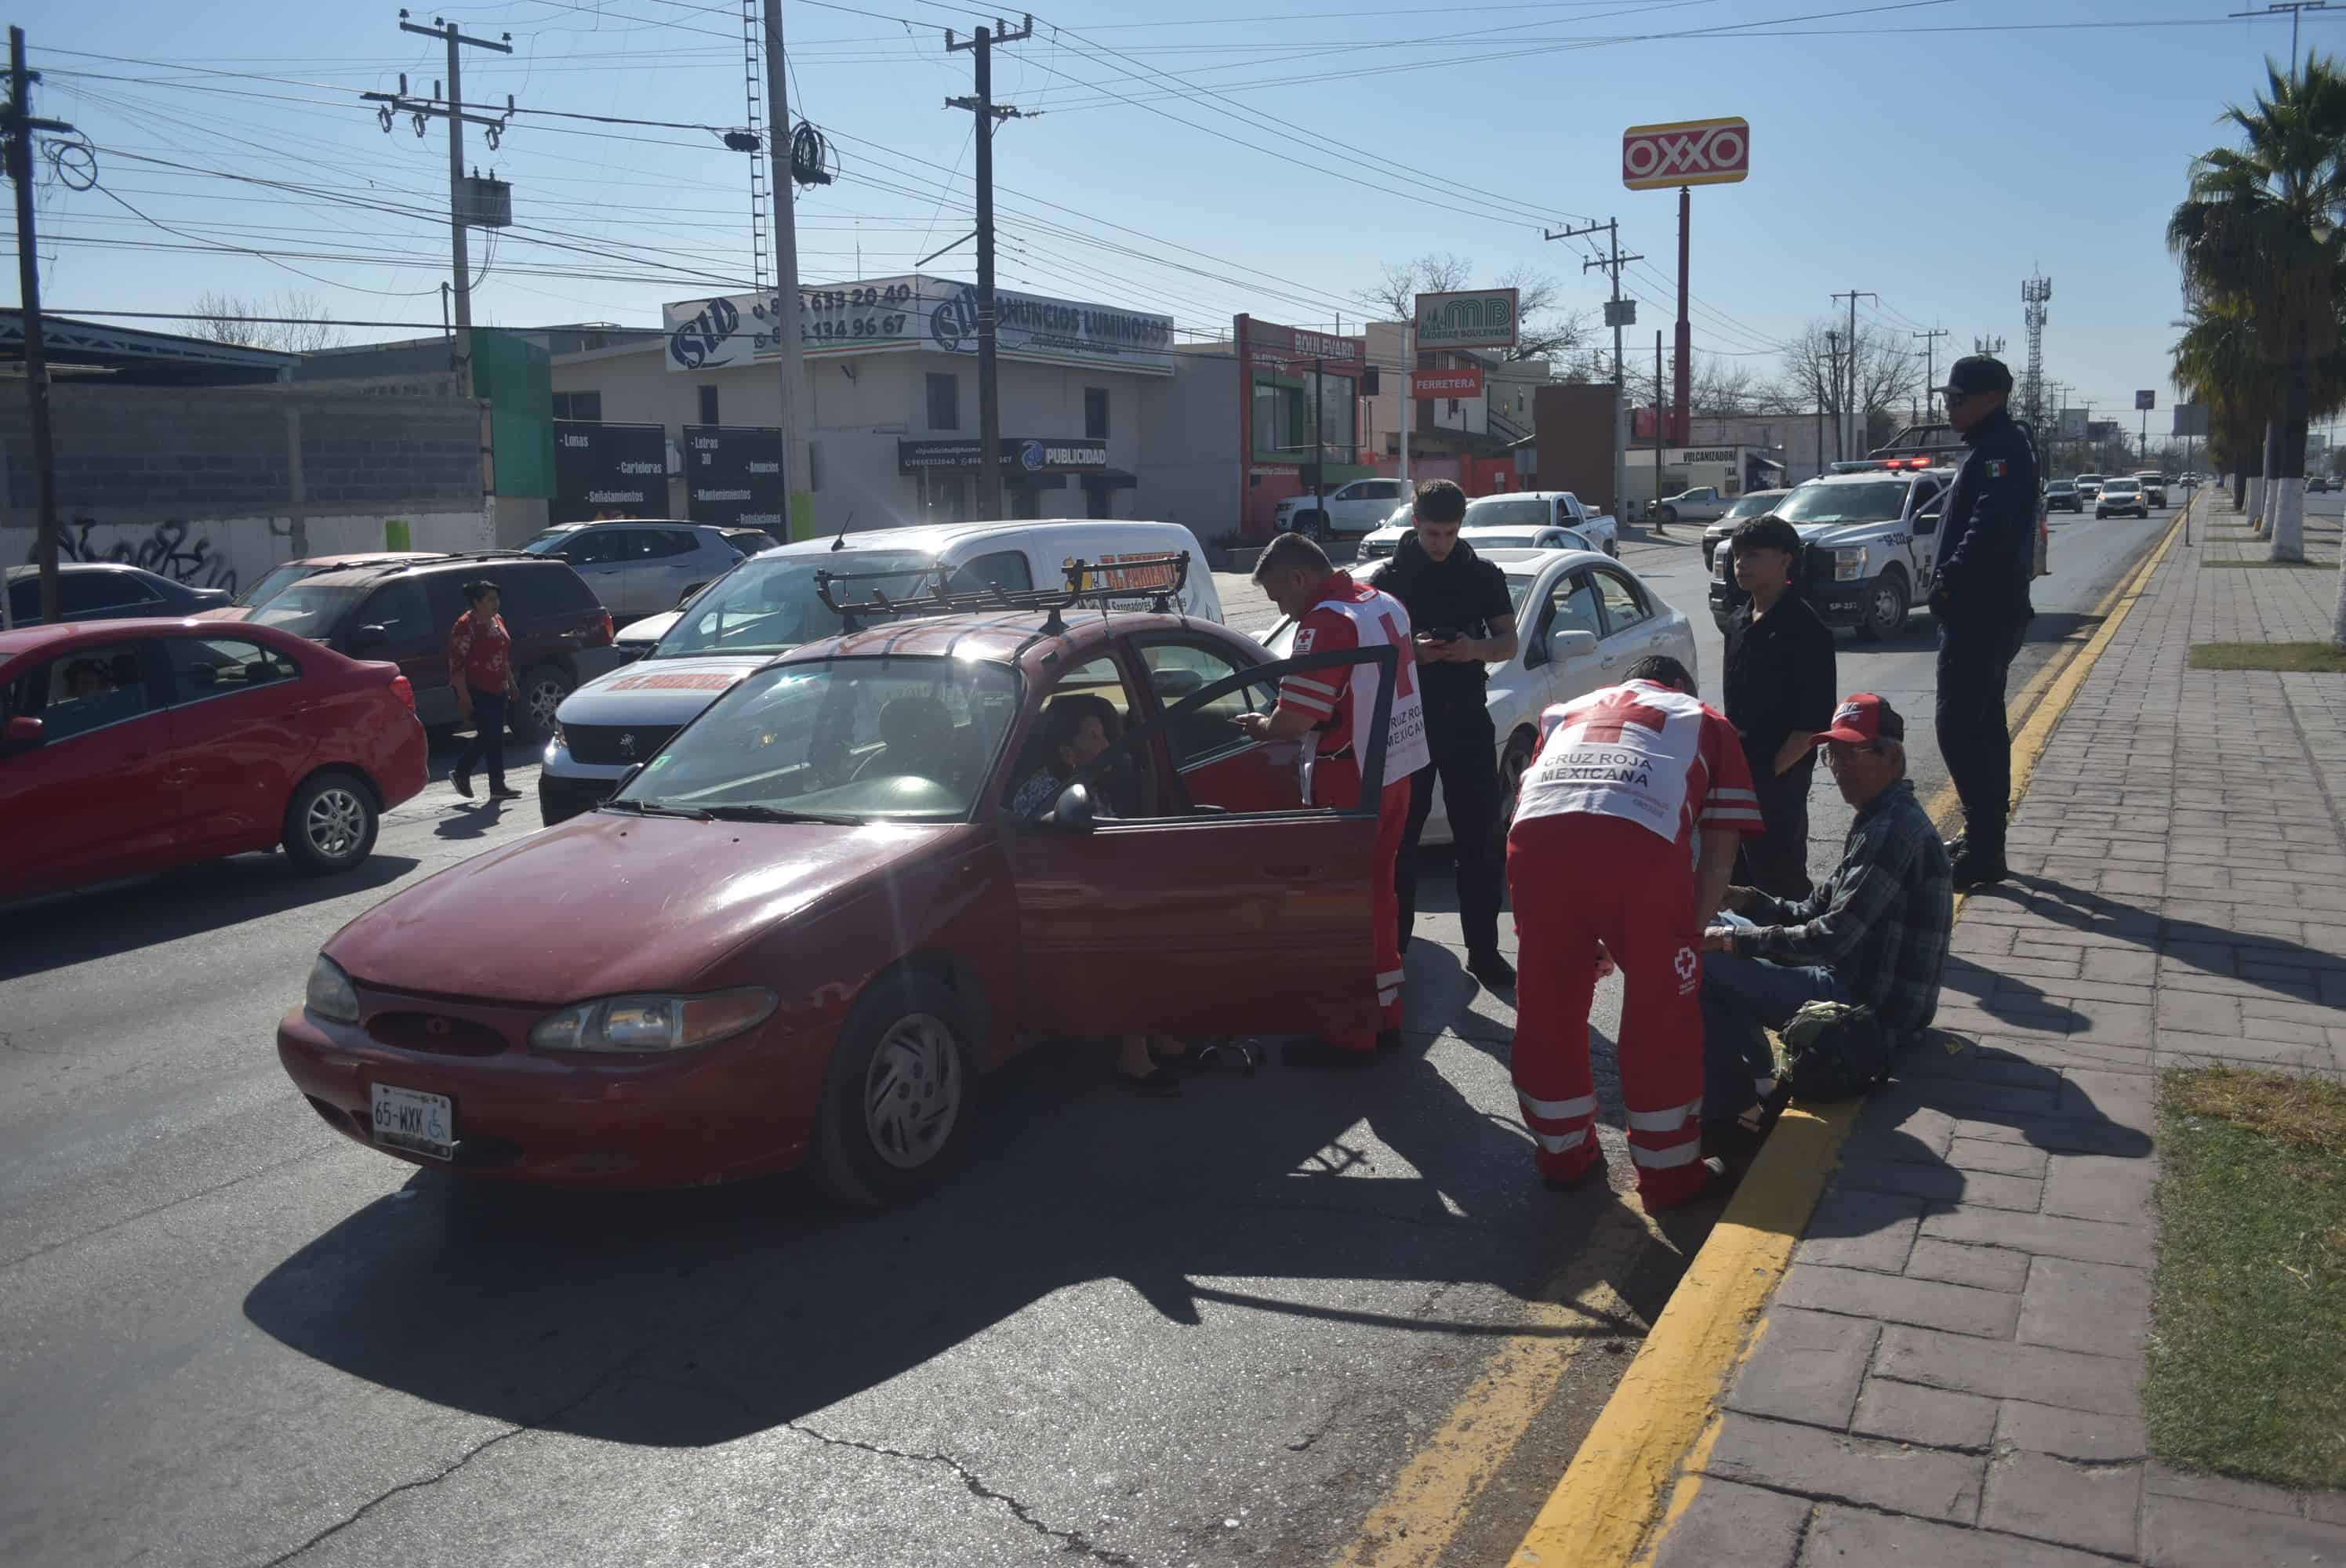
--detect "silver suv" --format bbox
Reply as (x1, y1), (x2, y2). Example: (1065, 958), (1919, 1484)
(520, 521), (743, 623)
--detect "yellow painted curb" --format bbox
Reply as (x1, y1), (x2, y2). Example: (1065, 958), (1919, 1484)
(1505, 499), (2192, 1568)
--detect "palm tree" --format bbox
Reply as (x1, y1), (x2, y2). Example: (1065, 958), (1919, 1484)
(2172, 301), (2275, 515)
(2168, 57), (2346, 563)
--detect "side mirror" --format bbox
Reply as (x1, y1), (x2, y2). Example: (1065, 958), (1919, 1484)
(1048, 783), (1097, 834)
(2, 715), (43, 755)
(1548, 629), (1598, 667)
(347, 624), (392, 655)
(613, 642), (648, 664)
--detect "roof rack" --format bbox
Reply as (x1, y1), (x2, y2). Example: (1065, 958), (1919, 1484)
(814, 551), (1190, 636)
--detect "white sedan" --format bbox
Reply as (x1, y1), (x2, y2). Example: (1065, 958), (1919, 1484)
(1358, 519), (1597, 562)
(1263, 547), (1700, 845)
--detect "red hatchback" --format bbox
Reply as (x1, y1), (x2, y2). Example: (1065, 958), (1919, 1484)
(278, 593), (1399, 1205)
(0, 619), (428, 902)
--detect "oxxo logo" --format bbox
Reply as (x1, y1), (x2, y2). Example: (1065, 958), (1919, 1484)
(1622, 116), (1750, 191)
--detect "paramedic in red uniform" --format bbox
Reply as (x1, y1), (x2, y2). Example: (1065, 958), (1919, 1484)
(1237, 532), (1432, 1056)
(1505, 655), (1762, 1210)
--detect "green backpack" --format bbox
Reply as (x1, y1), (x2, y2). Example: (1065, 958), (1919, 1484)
(1776, 1000), (1894, 1100)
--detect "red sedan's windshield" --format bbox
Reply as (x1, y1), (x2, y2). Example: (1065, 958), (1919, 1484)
(615, 655), (1022, 823)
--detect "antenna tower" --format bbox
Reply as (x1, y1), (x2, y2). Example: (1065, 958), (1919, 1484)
(2021, 275), (2052, 430)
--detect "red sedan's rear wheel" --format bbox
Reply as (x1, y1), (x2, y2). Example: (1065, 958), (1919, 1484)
(283, 771), (379, 876)
(808, 972), (972, 1208)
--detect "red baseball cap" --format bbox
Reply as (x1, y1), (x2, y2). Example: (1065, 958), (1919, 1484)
(1814, 693), (1905, 746)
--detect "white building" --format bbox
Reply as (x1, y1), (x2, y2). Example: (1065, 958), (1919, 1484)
(550, 274), (1175, 539)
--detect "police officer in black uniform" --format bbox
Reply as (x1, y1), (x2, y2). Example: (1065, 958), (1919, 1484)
(1385, 478), (1519, 989)
(1929, 355), (2038, 891)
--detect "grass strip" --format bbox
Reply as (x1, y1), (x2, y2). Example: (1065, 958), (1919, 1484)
(2186, 641), (2346, 673)
(2199, 557), (2335, 569)
(2148, 1066), (2346, 1490)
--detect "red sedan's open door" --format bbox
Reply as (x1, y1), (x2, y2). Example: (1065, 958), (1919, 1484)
(1004, 644), (1398, 1042)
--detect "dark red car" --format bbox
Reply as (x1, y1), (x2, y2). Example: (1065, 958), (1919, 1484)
(0, 619), (428, 902)
(278, 593), (1397, 1205)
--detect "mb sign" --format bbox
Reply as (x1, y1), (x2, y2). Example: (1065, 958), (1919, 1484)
(1622, 115), (1750, 191)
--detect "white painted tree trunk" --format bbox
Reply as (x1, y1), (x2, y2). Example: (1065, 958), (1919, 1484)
(2332, 540), (2346, 649)
(2270, 476), (2305, 562)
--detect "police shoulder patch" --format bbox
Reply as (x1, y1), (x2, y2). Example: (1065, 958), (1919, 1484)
(1987, 459), (2007, 478)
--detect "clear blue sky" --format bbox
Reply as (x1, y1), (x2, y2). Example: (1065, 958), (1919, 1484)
(6, 0), (2326, 423)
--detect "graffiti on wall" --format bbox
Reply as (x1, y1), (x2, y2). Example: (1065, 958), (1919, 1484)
(32, 518), (241, 596)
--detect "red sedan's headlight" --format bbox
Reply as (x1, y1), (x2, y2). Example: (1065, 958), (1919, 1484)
(528, 987), (777, 1054)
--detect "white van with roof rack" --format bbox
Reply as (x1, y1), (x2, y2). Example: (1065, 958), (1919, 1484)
(537, 520), (1222, 825)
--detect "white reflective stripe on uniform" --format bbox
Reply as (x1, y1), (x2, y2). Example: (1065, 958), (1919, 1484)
(1530, 1126), (1589, 1154)
(1629, 1136), (1704, 1169)
(1709, 787), (1759, 804)
(1280, 688), (1336, 717)
(1284, 675), (1340, 698)
(1520, 1091), (1598, 1121)
(1376, 968), (1406, 988)
(1625, 1098), (1701, 1132)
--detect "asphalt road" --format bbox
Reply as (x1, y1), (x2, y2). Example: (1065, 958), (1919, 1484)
(0, 500), (2173, 1568)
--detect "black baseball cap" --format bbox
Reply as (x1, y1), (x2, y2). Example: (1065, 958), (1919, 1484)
(1941, 355), (2014, 398)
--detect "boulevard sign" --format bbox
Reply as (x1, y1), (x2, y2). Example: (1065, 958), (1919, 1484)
(1414, 289), (1519, 352)
(1622, 116), (1750, 191)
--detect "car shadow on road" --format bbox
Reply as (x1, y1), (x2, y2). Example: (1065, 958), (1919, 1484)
(0, 854), (422, 984)
(242, 1027), (1680, 1450)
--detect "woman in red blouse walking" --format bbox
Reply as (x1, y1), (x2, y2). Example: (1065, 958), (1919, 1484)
(448, 579), (522, 800)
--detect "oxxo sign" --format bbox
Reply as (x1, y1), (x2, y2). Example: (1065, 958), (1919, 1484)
(1622, 116), (1750, 190)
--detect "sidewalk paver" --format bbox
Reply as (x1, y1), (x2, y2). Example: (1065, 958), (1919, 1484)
(1635, 489), (2346, 1566)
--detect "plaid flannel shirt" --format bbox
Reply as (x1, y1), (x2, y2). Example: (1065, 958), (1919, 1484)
(1739, 779), (1954, 1038)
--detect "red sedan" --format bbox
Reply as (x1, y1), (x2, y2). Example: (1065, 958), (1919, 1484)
(0, 619), (428, 902)
(278, 597), (1396, 1204)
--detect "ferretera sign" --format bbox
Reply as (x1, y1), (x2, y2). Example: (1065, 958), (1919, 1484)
(1414, 288), (1520, 352)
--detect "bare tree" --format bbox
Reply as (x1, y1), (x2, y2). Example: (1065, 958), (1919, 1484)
(183, 289), (348, 354)
(1772, 320), (1919, 454)
(1362, 252), (1473, 321)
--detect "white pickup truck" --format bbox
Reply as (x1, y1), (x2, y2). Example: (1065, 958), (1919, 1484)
(1274, 477), (1411, 541)
(1708, 464), (1952, 640)
(1651, 486), (1734, 526)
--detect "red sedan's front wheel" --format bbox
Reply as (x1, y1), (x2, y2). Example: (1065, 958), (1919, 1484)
(808, 972), (973, 1208)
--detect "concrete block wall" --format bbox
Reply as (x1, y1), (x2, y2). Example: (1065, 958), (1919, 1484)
(0, 381), (482, 524)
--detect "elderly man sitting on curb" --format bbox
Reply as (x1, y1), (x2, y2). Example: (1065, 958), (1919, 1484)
(1697, 694), (1955, 1157)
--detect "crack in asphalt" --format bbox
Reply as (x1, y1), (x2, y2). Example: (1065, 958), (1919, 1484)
(783, 1419), (1135, 1565)
(1, 1143), (340, 1274)
(253, 1348), (648, 1568)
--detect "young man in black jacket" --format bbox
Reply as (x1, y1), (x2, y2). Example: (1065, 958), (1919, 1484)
(1385, 479), (1520, 989)
(1720, 514), (1836, 899)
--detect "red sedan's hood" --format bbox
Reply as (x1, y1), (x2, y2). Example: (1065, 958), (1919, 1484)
(326, 812), (955, 1005)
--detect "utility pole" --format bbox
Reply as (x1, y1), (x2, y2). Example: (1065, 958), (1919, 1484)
(946, 14), (1032, 522)
(1550, 217), (1643, 518)
(3, 27), (71, 629)
(1912, 326), (1949, 421)
(1825, 329), (1844, 463)
(2232, 0), (2328, 76)
(1653, 331), (1665, 526)
(1831, 290), (1877, 461)
(364, 13), (516, 397)
(764, 1), (813, 539)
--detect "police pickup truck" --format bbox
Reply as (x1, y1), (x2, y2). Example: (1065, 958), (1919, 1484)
(1710, 457), (1951, 639)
